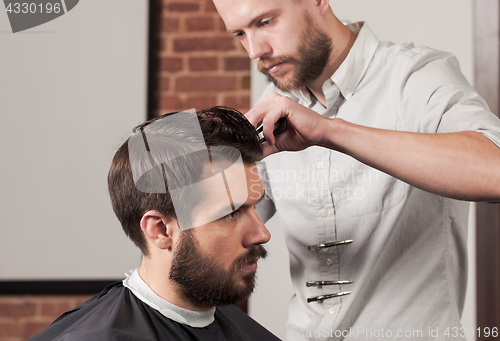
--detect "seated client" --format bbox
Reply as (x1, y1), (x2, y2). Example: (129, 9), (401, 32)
(29, 106), (279, 341)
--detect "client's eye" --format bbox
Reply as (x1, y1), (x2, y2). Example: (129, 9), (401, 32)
(222, 210), (240, 220)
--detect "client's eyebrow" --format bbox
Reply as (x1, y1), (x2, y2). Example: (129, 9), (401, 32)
(238, 192), (266, 209)
(211, 193), (266, 220)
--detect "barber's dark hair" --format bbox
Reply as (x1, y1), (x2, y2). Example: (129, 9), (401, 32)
(107, 106), (262, 256)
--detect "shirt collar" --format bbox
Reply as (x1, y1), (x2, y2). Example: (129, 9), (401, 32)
(291, 22), (380, 106)
(123, 269), (216, 328)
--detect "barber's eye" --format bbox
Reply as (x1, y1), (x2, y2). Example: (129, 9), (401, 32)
(234, 31), (245, 38)
(260, 18), (273, 26)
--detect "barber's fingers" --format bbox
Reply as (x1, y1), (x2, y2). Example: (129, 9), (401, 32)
(246, 93), (325, 156)
(246, 94), (294, 145)
(261, 106), (288, 146)
(245, 93), (285, 128)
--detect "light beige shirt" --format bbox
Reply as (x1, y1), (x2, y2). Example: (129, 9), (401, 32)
(256, 22), (500, 340)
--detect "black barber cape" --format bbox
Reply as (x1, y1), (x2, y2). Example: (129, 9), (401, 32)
(28, 282), (281, 341)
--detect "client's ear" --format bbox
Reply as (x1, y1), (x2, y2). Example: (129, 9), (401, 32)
(140, 211), (179, 251)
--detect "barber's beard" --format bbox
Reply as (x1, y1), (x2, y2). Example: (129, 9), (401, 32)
(169, 231), (268, 309)
(258, 22), (332, 92)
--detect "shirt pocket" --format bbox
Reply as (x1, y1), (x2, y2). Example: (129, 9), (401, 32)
(341, 166), (406, 217)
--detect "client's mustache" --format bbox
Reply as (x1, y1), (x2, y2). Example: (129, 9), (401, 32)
(233, 245), (268, 270)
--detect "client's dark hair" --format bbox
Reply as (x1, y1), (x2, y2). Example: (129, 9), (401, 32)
(107, 106), (262, 256)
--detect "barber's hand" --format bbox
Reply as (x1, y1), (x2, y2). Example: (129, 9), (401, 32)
(246, 93), (332, 157)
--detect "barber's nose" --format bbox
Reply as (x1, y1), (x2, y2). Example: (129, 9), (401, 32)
(245, 34), (271, 60)
(243, 210), (271, 248)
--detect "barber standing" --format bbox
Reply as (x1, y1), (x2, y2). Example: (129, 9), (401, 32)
(213, 0), (500, 340)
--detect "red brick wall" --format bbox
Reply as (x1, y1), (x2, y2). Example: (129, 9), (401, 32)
(0, 2), (252, 340)
(0, 295), (92, 341)
(157, 0), (251, 115)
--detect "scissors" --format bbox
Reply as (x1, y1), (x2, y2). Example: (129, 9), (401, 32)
(257, 117), (287, 143)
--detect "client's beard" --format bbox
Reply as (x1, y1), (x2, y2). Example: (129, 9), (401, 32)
(169, 231), (268, 309)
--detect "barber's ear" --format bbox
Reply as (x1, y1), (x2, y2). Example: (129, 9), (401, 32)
(140, 211), (179, 251)
(311, 0), (330, 15)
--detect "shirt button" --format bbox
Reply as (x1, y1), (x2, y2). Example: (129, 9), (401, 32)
(317, 162), (324, 170)
(320, 209), (328, 217)
(329, 307), (335, 314)
(326, 258), (333, 266)
(345, 88), (352, 95)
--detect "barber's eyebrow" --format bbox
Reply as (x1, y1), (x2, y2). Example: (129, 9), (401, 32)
(228, 10), (279, 33)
